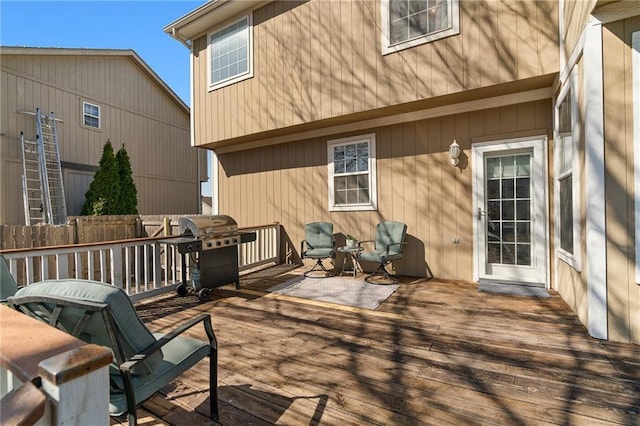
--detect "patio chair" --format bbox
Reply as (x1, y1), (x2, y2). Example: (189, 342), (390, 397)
(8, 279), (218, 426)
(300, 222), (336, 278)
(0, 254), (19, 302)
(357, 221), (407, 284)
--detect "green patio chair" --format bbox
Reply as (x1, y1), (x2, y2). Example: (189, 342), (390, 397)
(300, 222), (336, 278)
(0, 254), (19, 302)
(357, 221), (407, 284)
(8, 279), (218, 426)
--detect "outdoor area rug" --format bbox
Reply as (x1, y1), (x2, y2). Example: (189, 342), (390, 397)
(266, 276), (399, 310)
(478, 279), (550, 298)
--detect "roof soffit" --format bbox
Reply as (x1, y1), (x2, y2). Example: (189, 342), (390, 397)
(164, 0), (272, 43)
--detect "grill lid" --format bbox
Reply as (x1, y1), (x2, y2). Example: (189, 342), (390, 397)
(179, 215), (238, 239)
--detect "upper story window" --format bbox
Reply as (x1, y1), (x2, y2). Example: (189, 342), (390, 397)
(382, 0), (460, 55)
(83, 101), (100, 129)
(327, 134), (377, 212)
(208, 14), (253, 91)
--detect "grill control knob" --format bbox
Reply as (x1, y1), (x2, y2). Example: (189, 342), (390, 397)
(216, 241), (221, 246)
(224, 239), (230, 245)
(206, 242), (212, 248)
(232, 238), (238, 243)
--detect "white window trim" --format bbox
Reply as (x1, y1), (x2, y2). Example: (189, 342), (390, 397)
(207, 13), (254, 92)
(554, 68), (581, 271)
(633, 31), (640, 284)
(327, 133), (377, 212)
(381, 0), (460, 55)
(82, 101), (101, 130)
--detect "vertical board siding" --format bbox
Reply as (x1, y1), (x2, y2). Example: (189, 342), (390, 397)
(603, 18), (640, 344)
(217, 99), (552, 280)
(193, 0), (558, 146)
(0, 52), (196, 224)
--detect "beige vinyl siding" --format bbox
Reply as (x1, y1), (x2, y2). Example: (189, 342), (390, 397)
(603, 17), (640, 344)
(0, 51), (198, 224)
(192, 0), (558, 148)
(562, 0), (596, 60)
(216, 99), (552, 279)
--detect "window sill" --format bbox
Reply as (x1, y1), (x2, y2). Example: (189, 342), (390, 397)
(329, 204), (377, 212)
(382, 26), (459, 55)
(208, 73), (253, 92)
(558, 250), (581, 272)
(81, 125), (102, 132)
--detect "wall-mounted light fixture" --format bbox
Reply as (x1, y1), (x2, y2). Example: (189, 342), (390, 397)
(449, 140), (460, 166)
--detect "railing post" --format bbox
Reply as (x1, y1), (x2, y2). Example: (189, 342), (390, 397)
(38, 345), (112, 426)
(111, 246), (123, 288)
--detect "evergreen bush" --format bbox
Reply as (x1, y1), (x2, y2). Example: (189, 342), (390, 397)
(81, 140), (120, 215)
(116, 144), (138, 214)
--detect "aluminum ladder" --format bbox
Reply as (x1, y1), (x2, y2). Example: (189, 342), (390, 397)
(21, 131), (46, 225)
(20, 108), (67, 225)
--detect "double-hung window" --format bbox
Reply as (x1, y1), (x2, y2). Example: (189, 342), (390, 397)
(382, 0), (460, 54)
(83, 101), (100, 129)
(328, 134), (377, 211)
(555, 73), (581, 270)
(208, 14), (253, 90)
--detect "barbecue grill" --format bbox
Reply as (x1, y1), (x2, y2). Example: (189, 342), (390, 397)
(162, 215), (256, 302)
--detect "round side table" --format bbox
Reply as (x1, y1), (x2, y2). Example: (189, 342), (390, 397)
(337, 246), (363, 277)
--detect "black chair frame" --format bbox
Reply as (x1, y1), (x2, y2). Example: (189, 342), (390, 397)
(9, 294), (218, 426)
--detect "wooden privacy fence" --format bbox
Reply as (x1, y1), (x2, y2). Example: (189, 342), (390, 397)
(0, 215), (142, 250)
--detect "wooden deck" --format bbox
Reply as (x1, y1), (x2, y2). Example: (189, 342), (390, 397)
(121, 265), (640, 425)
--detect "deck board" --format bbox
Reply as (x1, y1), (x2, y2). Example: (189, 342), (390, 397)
(132, 266), (640, 425)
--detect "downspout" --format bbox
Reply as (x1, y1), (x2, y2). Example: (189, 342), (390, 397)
(171, 27), (191, 50)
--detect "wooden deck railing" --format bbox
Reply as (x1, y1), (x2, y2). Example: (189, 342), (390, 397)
(0, 306), (112, 425)
(1, 222), (281, 301)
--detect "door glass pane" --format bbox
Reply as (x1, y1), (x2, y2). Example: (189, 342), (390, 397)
(516, 155), (530, 176)
(502, 179), (514, 199)
(502, 244), (516, 264)
(485, 153), (533, 266)
(487, 201), (500, 220)
(516, 178), (530, 198)
(517, 244), (531, 265)
(486, 158), (501, 179)
(487, 180), (500, 199)
(502, 200), (514, 220)
(502, 222), (515, 242)
(502, 156), (515, 177)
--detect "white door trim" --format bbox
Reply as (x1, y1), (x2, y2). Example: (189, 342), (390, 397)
(472, 136), (549, 287)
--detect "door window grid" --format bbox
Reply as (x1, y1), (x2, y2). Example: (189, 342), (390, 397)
(486, 155), (532, 266)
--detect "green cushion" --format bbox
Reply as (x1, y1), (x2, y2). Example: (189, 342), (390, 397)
(303, 222), (334, 258)
(14, 279), (161, 376)
(374, 221), (407, 252)
(0, 255), (18, 300)
(303, 247), (334, 259)
(358, 221), (407, 264)
(109, 332), (210, 416)
(358, 249), (403, 263)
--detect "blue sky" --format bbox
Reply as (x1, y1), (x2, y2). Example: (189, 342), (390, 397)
(0, 0), (203, 105)
(1, 0), (215, 196)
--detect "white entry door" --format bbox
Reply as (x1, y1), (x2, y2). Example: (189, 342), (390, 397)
(473, 137), (548, 285)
